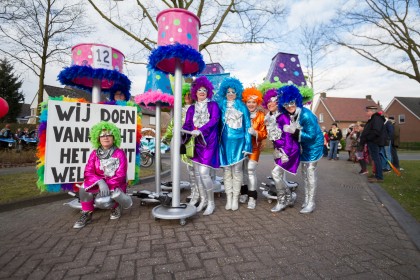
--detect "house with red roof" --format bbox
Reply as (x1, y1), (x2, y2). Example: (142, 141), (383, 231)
(312, 93), (381, 134)
(384, 97), (420, 143)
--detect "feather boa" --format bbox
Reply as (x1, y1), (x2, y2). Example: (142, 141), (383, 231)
(58, 65), (131, 97)
(134, 90), (175, 110)
(148, 43), (205, 76)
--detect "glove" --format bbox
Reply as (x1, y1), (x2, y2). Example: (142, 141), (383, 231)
(97, 179), (110, 197)
(242, 151), (252, 156)
(283, 124), (296, 134)
(248, 127), (257, 136)
(191, 130), (201, 137)
(281, 154), (289, 164)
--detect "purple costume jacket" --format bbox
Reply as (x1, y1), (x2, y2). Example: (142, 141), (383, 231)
(182, 100), (220, 169)
(272, 114), (300, 175)
(83, 148), (128, 192)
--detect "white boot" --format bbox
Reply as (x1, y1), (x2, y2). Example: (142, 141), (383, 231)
(225, 192), (233, 210)
(196, 185), (207, 212)
(203, 189), (215, 215)
(231, 194), (239, 211)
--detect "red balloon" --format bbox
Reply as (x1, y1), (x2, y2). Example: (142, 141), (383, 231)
(0, 97), (9, 118)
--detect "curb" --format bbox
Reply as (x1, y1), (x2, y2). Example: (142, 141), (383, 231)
(369, 183), (420, 250)
(0, 169), (171, 213)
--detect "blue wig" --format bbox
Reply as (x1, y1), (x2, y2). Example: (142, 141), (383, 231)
(217, 77), (244, 100)
(278, 85), (303, 113)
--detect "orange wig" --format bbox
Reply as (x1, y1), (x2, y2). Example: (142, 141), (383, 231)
(242, 87), (263, 105)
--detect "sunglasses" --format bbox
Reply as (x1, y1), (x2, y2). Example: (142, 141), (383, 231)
(282, 101), (296, 108)
(100, 133), (113, 138)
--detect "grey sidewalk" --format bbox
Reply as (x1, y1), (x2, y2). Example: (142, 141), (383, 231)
(0, 155), (419, 279)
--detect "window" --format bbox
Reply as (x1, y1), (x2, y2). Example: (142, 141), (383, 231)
(318, 113), (324, 123)
(150, 116), (156, 125)
(399, 114), (405, 124)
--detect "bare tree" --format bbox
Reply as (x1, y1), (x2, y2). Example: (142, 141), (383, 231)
(0, 0), (92, 116)
(87, 0), (287, 63)
(331, 0), (420, 84)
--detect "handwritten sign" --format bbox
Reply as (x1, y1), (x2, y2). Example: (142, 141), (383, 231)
(44, 100), (137, 184)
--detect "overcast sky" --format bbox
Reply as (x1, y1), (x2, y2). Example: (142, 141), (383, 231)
(19, 0), (419, 109)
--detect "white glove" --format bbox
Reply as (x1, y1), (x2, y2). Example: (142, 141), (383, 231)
(281, 154), (289, 164)
(191, 130), (201, 137)
(283, 124), (296, 134)
(248, 127), (257, 136)
(97, 179), (110, 197)
(242, 151), (252, 156)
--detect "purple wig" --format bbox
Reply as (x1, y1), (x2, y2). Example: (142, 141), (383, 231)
(278, 85), (303, 113)
(191, 76), (214, 101)
(262, 89), (278, 109)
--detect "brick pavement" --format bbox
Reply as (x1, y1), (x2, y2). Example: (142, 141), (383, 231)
(0, 155), (419, 279)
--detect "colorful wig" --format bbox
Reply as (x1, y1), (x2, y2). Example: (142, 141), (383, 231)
(257, 81), (285, 95)
(262, 89), (278, 109)
(182, 83), (192, 106)
(242, 87), (263, 105)
(217, 77), (244, 100)
(278, 85), (303, 113)
(89, 121), (122, 149)
(191, 76), (214, 101)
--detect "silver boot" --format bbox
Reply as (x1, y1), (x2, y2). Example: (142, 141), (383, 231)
(300, 162), (317, 214)
(188, 184), (200, 206)
(271, 193), (287, 212)
(196, 185), (207, 212)
(203, 189), (215, 215)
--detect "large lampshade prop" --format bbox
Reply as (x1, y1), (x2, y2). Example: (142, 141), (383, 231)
(58, 43), (131, 103)
(147, 8), (205, 225)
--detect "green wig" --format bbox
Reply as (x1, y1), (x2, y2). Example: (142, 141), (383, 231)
(182, 83), (191, 106)
(257, 81), (286, 95)
(89, 121), (122, 149)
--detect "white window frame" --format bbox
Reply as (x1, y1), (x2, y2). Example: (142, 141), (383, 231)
(399, 114), (405, 124)
(318, 113), (324, 123)
(149, 116), (156, 125)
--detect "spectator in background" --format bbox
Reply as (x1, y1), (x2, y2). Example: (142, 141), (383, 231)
(354, 123), (369, 175)
(322, 126), (329, 157)
(0, 124), (12, 139)
(380, 115), (394, 172)
(345, 124), (357, 161)
(389, 116), (402, 171)
(327, 123), (342, 160)
(360, 106), (386, 183)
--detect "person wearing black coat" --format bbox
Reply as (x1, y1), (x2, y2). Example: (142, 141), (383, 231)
(360, 106), (386, 182)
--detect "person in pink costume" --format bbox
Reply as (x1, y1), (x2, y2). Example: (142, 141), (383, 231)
(73, 121), (129, 229)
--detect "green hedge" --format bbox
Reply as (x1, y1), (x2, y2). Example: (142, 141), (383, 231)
(399, 142), (420, 150)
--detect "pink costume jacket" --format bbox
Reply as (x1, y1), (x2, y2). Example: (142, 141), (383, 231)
(83, 148), (128, 192)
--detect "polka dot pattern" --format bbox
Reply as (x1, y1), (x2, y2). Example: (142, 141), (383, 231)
(71, 43), (125, 73)
(266, 53), (306, 86)
(156, 9), (200, 49)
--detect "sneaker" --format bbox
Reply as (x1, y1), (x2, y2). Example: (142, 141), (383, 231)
(110, 205), (122, 220)
(73, 211), (92, 229)
(239, 194), (248, 204)
(247, 197), (256, 209)
(383, 169), (391, 173)
(359, 170), (368, 175)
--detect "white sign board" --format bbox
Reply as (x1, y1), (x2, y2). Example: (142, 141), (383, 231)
(92, 45), (113, 70)
(44, 100), (137, 184)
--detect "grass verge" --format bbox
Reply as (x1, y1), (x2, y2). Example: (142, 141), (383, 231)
(379, 160), (420, 222)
